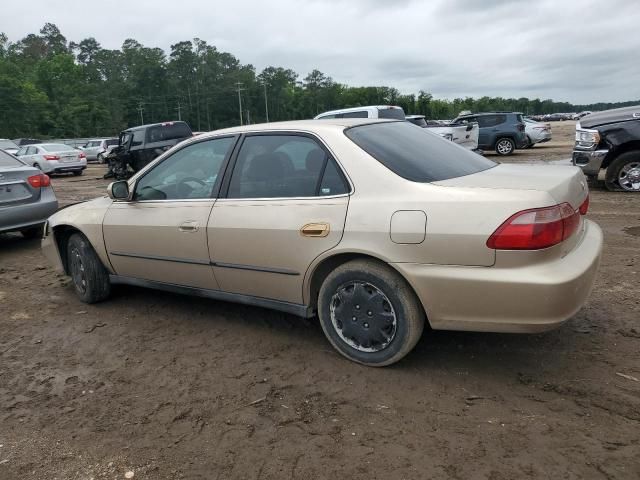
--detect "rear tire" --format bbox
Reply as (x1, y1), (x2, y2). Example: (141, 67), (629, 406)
(73, 170), (83, 176)
(605, 151), (640, 192)
(66, 233), (111, 303)
(318, 259), (425, 366)
(495, 137), (515, 155)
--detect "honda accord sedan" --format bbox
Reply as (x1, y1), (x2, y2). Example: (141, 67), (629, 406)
(41, 119), (602, 366)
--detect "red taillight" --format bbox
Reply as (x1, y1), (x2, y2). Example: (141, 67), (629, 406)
(78, 152), (86, 159)
(579, 195), (589, 215)
(43, 155), (60, 161)
(487, 203), (581, 250)
(27, 173), (51, 188)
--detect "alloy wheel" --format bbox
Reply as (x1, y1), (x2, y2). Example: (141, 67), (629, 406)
(69, 247), (87, 294)
(618, 161), (640, 191)
(496, 139), (514, 155)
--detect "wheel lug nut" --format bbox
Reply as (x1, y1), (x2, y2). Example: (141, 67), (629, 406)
(352, 316), (357, 322)
(363, 322), (369, 328)
(355, 305), (360, 310)
(367, 311), (372, 316)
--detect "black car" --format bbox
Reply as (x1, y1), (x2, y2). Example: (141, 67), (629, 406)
(105, 121), (193, 179)
(572, 105), (640, 192)
(451, 112), (527, 155)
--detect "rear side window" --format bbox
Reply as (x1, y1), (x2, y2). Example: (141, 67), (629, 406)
(478, 115), (506, 127)
(132, 130), (145, 147)
(377, 107), (406, 120)
(345, 121), (496, 182)
(228, 134), (348, 198)
(0, 150), (24, 167)
(105, 139), (119, 146)
(342, 111), (369, 118)
(146, 123), (192, 143)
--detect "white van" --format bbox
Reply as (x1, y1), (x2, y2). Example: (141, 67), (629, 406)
(314, 105), (406, 120)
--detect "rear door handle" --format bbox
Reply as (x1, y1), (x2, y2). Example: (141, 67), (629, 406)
(179, 221), (199, 232)
(301, 223), (330, 237)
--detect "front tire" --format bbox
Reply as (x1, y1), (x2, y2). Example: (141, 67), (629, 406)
(495, 137), (515, 156)
(66, 233), (111, 303)
(605, 151), (640, 192)
(318, 259), (425, 366)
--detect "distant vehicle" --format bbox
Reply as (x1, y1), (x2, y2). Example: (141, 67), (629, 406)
(573, 111), (593, 120)
(523, 118), (552, 148)
(82, 138), (119, 163)
(451, 112), (527, 155)
(405, 115), (480, 151)
(573, 105), (640, 192)
(15, 143), (87, 176)
(0, 139), (19, 155)
(0, 149), (58, 238)
(42, 119), (600, 366)
(104, 121), (193, 179)
(314, 105), (406, 120)
(13, 138), (43, 147)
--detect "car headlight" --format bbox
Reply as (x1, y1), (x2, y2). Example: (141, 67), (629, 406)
(575, 128), (600, 150)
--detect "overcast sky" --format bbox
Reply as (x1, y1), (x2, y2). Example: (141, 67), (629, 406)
(3, 0), (639, 104)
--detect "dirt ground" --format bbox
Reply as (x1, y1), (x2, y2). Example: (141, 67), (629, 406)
(1, 121), (639, 479)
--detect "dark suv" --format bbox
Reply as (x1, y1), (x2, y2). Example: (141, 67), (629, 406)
(451, 112), (527, 155)
(105, 121), (193, 179)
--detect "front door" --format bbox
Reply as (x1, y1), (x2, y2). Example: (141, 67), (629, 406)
(103, 136), (237, 290)
(208, 133), (351, 305)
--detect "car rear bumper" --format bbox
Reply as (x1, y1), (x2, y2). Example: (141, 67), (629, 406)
(0, 191), (58, 234)
(572, 149), (608, 176)
(392, 219), (603, 333)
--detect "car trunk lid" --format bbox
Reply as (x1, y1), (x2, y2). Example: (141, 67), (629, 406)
(433, 164), (588, 210)
(0, 167), (42, 206)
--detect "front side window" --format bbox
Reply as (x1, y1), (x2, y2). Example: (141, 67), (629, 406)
(131, 130), (145, 147)
(346, 121), (496, 182)
(227, 134), (348, 199)
(133, 137), (235, 201)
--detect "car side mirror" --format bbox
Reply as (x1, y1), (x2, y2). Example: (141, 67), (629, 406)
(107, 181), (130, 201)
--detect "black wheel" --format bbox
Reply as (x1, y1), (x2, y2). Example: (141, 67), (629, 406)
(21, 226), (42, 239)
(66, 233), (111, 303)
(495, 137), (515, 156)
(318, 259), (425, 366)
(72, 170), (83, 176)
(605, 151), (640, 192)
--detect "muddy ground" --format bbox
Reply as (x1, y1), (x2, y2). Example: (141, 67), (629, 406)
(1, 121), (639, 479)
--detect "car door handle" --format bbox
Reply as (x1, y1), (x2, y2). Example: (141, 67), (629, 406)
(179, 221), (199, 232)
(300, 223), (330, 237)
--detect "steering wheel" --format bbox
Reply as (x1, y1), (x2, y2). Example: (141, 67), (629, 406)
(176, 176), (207, 198)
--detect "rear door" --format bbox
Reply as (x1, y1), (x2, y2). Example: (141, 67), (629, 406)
(208, 132), (351, 304)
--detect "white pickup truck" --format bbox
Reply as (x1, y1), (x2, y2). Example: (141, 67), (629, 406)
(406, 115), (480, 151)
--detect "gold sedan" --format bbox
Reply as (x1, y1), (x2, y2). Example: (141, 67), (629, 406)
(42, 119), (603, 366)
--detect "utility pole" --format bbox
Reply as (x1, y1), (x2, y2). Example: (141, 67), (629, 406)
(176, 101), (182, 121)
(246, 109), (251, 125)
(235, 82), (245, 126)
(137, 102), (144, 125)
(263, 83), (269, 122)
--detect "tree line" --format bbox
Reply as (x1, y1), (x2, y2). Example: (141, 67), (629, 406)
(0, 23), (637, 139)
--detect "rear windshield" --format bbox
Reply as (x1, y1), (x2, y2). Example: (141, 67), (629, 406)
(345, 121), (496, 182)
(377, 107), (406, 120)
(146, 123), (192, 143)
(0, 150), (24, 167)
(42, 144), (74, 152)
(0, 140), (17, 149)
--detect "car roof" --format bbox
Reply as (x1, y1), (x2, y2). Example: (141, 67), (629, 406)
(316, 105), (402, 116)
(458, 112), (523, 117)
(35, 143), (76, 148)
(405, 115), (425, 119)
(192, 118), (398, 138)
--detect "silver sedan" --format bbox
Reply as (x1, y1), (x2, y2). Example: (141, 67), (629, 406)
(15, 143), (87, 176)
(0, 150), (58, 238)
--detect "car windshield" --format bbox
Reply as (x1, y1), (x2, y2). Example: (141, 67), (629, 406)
(0, 140), (17, 149)
(345, 121), (496, 182)
(42, 144), (74, 152)
(0, 150), (24, 167)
